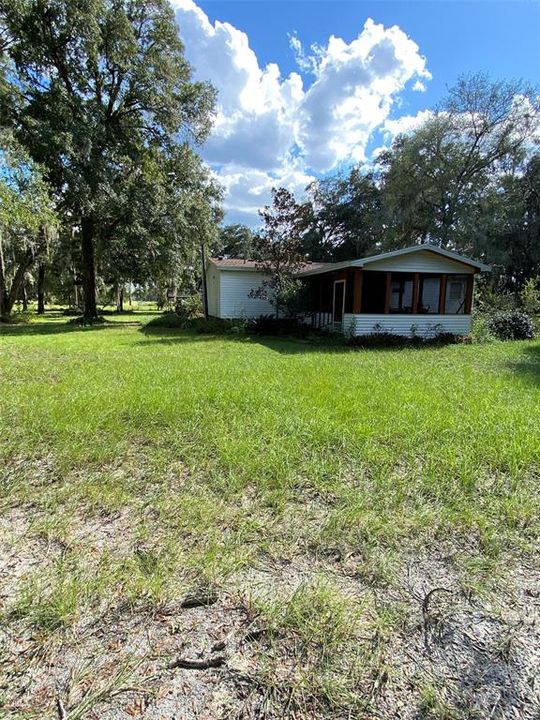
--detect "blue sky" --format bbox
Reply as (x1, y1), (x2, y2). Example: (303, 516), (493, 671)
(171, 1), (540, 224)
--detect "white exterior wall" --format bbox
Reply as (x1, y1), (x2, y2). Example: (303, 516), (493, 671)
(219, 270), (275, 319)
(366, 250), (475, 274)
(343, 313), (472, 338)
(206, 266), (220, 317)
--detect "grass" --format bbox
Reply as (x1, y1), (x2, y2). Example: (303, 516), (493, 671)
(1, 308), (539, 718)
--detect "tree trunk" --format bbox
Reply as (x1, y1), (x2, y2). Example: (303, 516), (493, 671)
(116, 285), (124, 313)
(0, 252), (34, 317)
(21, 282), (28, 311)
(37, 263), (46, 314)
(0, 228), (8, 318)
(81, 215), (98, 319)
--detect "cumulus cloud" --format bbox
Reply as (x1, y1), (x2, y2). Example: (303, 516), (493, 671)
(382, 109), (435, 140)
(171, 0), (431, 223)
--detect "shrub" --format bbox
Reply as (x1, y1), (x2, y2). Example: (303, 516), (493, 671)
(471, 313), (495, 343)
(246, 314), (311, 337)
(62, 307), (82, 316)
(144, 312), (186, 329)
(487, 311), (536, 341)
(188, 317), (245, 334)
(347, 331), (460, 349)
(519, 277), (540, 315)
(0, 310), (34, 324)
(144, 313), (245, 334)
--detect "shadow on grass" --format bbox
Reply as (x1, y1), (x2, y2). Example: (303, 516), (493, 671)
(507, 343), (540, 386)
(137, 326), (458, 355)
(137, 325), (352, 354)
(0, 321), (123, 337)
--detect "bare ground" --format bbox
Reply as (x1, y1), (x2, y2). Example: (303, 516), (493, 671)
(1, 504), (539, 720)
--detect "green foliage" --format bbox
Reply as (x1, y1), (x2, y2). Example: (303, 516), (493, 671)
(346, 331), (461, 349)
(1, 0), (220, 318)
(474, 276), (515, 313)
(249, 187), (306, 318)
(215, 224), (254, 259)
(145, 312), (244, 334)
(0, 131), (57, 317)
(246, 314), (310, 336)
(487, 311), (536, 340)
(470, 313), (495, 344)
(302, 168), (383, 262)
(519, 277), (540, 315)
(379, 74), (538, 250)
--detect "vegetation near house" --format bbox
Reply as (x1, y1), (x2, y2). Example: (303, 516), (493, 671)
(249, 187), (307, 319)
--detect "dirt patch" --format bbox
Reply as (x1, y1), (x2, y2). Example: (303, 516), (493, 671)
(1, 510), (539, 719)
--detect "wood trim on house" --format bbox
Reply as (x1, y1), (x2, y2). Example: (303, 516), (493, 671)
(384, 272), (392, 314)
(353, 268), (363, 314)
(465, 274), (474, 314)
(412, 273), (420, 314)
(439, 274), (447, 314)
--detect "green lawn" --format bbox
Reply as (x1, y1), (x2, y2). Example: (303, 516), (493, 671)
(1, 312), (539, 719)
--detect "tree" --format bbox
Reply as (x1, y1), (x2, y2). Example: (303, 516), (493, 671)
(98, 144), (222, 310)
(1, 0), (216, 319)
(0, 132), (56, 318)
(250, 188), (306, 318)
(380, 74), (539, 252)
(302, 168), (384, 262)
(478, 154), (540, 287)
(215, 224), (254, 259)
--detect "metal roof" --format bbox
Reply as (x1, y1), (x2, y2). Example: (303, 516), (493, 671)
(296, 244), (491, 277)
(209, 258), (327, 272)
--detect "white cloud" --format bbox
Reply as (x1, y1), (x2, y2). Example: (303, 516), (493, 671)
(382, 109), (434, 141)
(171, 0), (431, 224)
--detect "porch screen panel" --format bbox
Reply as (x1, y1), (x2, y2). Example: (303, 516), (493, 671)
(445, 275), (468, 314)
(390, 274), (414, 313)
(419, 276), (440, 314)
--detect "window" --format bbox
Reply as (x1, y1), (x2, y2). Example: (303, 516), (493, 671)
(418, 276), (440, 314)
(390, 274), (414, 313)
(445, 275), (468, 314)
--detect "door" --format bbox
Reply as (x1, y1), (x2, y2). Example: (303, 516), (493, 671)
(333, 279), (346, 327)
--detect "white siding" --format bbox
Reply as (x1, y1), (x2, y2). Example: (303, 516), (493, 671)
(343, 313), (471, 338)
(366, 250), (475, 274)
(206, 266), (220, 317)
(219, 270), (275, 319)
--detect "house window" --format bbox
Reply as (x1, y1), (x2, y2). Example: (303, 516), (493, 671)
(445, 275), (468, 314)
(418, 276), (440, 314)
(390, 274), (414, 313)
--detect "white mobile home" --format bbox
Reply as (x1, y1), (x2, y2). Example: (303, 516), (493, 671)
(207, 246), (490, 337)
(205, 258), (275, 319)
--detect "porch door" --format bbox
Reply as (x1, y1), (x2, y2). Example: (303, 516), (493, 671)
(333, 279), (346, 327)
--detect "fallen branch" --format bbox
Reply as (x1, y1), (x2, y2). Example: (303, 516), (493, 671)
(56, 696), (68, 720)
(422, 587), (453, 616)
(167, 655), (225, 670)
(180, 593), (218, 609)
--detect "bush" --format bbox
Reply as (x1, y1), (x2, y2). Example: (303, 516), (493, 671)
(0, 310), (34, 324)
(519, 277), (540, 315)
(347, 331), (460, 349)
(145, 313), (245, 334)
(246, 314), (312, 337)
(67, 315), (105, 326)
(487, 311), (536, 340)
(471, 313), (495, 343)
(61, 307), (82, 316)
(145, 312), (187, 329)
(188, 317), (244, 334)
